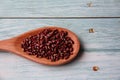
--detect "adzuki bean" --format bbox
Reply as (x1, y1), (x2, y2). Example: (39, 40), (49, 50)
(21, 29), (74, 62)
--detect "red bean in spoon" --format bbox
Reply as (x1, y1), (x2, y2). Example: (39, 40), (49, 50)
(0, 26), (80, 66)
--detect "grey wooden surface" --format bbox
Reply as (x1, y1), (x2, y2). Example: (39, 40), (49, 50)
(0, 19), (120, 80)
(0, 0), (120, 17)
(0, 0), (120, 80)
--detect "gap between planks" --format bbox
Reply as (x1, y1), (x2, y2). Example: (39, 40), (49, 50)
(0, 17), (120, 19)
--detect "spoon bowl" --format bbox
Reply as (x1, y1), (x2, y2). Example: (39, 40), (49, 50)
(0, 26), (80, 66)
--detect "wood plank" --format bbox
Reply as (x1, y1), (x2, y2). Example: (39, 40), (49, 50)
(0, 19), (120, 50)
(0, 0), (120, 17)
(0, 51), (119, 80)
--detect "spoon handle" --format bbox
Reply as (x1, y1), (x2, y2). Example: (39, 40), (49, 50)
(0, 38), (15, 51)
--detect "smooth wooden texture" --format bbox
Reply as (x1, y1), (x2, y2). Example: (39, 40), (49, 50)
(0, 38), (16, 52)
(0, 19), (120, 80)
(0, 27), (80, 66)
(0, 0), (120, 17)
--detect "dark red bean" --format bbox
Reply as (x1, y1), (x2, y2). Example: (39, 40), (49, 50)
(70, 47), (73, 52)
(65, 55), (70, 59)
(55, 33), (60, 38)
(53, 29), (59, 34)
(21, 29), (74, 62)
(64, 31), (68, 36)
(71, 53), (73, 55)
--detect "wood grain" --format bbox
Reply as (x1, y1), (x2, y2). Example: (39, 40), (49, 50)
(0, 0), (120, 17)
(0, 19), (120, 80)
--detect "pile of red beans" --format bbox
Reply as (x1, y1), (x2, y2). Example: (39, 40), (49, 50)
(21, 29), (74, 62)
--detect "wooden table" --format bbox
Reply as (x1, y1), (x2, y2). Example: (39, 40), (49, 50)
(0, 0), (120, 80)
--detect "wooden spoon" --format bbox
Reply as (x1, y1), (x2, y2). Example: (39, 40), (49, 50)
(0, 26), (80, 66)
